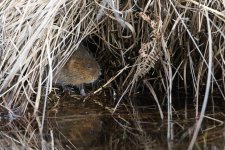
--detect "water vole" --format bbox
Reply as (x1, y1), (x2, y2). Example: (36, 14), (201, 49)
(54, 45), (101, 94)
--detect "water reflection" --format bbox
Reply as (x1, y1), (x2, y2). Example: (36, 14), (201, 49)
(0, 93), (224, 149)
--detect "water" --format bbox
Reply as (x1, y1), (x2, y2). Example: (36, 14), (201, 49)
(0, 91), (224, 149)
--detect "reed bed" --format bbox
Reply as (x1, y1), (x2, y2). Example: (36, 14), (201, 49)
(0, 0), (224, 149)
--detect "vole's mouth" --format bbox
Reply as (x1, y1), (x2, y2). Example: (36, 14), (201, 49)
(85, 75), (100, 84)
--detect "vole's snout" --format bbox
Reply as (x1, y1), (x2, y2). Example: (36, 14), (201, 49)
(96, 65), (101, 78)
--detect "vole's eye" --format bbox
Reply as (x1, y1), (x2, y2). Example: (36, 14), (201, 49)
(86, 64), (92, 69)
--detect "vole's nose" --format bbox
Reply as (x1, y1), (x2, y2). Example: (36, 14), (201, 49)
(98, 70), (101, 76)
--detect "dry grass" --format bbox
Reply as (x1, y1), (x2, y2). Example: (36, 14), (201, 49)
(0, 0), (224, 149)
(0, 0), (100, 149)
(0, 0), (99, 115)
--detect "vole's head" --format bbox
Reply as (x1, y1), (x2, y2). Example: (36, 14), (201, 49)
(65, 46), (101, 85)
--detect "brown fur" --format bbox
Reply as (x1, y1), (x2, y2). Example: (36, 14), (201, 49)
(54, 45), (101, 86)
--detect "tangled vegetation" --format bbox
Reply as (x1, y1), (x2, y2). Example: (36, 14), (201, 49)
(0, 0), (224, 149)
